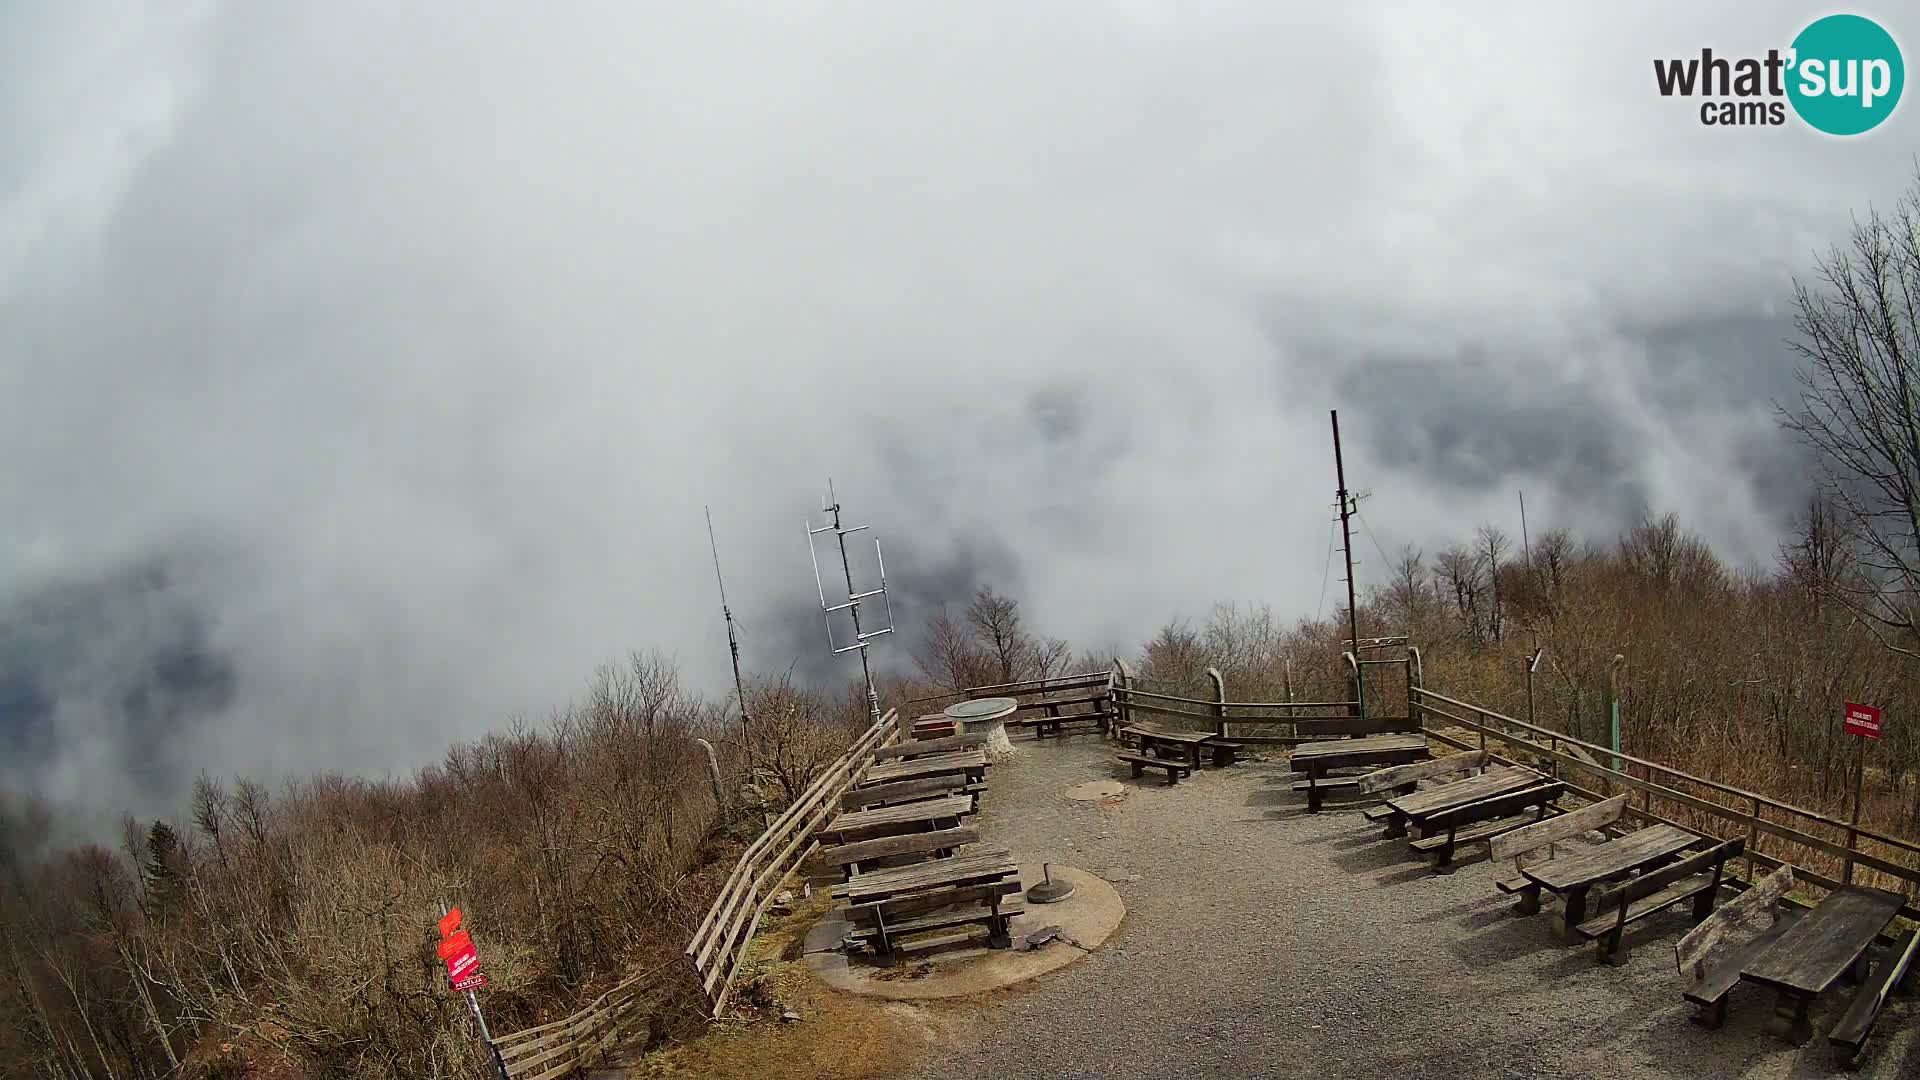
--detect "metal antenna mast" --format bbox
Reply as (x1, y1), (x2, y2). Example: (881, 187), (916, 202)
(707, 506), (753, 763)
(1331, 410), (1363, 712)
(806, 480), (895, 724)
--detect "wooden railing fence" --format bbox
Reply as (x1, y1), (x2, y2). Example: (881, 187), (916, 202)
(1108, 661), (1370, 743)
(682, 706), (902, 1018)
(1409, 679), (1920, 920)
(494, 962), (676, 1080)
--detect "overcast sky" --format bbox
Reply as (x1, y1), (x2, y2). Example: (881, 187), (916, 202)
(3, 2), (1915, 832)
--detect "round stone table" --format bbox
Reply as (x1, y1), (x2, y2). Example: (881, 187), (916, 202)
(945, 696), (1019, 759)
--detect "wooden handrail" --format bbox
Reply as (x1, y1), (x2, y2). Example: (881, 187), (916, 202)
(682, 707), (901, 1020)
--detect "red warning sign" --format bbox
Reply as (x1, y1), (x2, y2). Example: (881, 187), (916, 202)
(1844, 701), (1882, 740)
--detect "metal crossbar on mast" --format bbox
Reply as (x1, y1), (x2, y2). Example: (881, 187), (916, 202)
(806, 479), (895, 725)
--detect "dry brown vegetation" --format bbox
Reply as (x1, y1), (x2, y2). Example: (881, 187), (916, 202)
(0, 594), (1061, 1080)
(1137, 507), (1920, 857)
(9, 514), (1920, 1079)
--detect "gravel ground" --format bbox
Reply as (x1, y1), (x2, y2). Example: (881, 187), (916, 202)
(904, 738), (1920, 1080)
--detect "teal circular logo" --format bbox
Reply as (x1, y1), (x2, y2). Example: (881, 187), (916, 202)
(1787, 14), (1904, 135)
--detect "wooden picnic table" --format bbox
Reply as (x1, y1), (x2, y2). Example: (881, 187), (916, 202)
(1738, 885), (1905, 1045)
(1380, 765), (1546, 838)
(822, 793), (973, 843)
(833, 847), (1023, 961)
(1290, 733), (1429, 777)
(832, 847), (1019, 905)
(862, 748), (987, 787)
(1515, 823), (1699, 933)
(1122, 722), (1218, 769)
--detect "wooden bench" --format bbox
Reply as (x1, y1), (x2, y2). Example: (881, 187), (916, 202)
(1409, 780), (1564, 872)
(1490, 794), (1629, 899)
(1118, 750), (1192, 785)
(1575, 838), (1742, 964)
(1675, 863), (1796, 1029)
(835, 848), (1023, 964)
(873, 732), (987, 761)
(1738, 884), (1907, 1046)
(840, 774), (986, 812)
(820, 826), (980, 879)
(1357, 750), (1489, 798)
(1829, 927), (1920, 1069)
(1011, 698), (1114, 738)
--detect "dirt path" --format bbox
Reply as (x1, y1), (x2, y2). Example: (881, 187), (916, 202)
(894, 738), (1920, 1080)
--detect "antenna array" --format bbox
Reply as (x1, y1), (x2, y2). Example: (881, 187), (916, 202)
(805, 479), (895, 724)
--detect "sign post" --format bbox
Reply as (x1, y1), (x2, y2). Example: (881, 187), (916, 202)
(1842, 702), (1882, 884)
(439, 902), (510, 1080)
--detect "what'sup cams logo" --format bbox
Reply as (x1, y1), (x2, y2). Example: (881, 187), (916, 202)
(1654, 13), (1903, 134)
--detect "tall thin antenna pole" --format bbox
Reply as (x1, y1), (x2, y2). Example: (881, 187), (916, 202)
(1331, 410), (1363, 713)
(1519, 489), (1532, 571)
(707, 506), (753, 765)
(806, 480), (893, 726)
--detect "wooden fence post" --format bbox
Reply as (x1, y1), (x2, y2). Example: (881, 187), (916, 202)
(1206, 667), (1226, 738)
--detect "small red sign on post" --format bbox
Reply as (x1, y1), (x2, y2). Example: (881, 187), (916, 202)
(1844, 701), (1882, 740)
(443, 937), (480, 985)
(438, 907), (463, 939)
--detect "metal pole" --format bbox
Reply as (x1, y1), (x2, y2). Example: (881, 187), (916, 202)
(828, 482), (883, 725)
(1330, 410), (1363, 714)
(1845, 737), (1865, 885)
(707, 507), (754, 766)
(1606, 654), (1625, 772)
(1526, 647), (1544, 729)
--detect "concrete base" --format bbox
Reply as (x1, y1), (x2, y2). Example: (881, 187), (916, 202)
(804, 863), (1123, 1000)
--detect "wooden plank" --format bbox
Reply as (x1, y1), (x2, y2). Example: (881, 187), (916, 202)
(1121, 722), (1214, 744)
(1358, 750), (1488, 794)
(1829, 928), (1920, 1057)
(820, 826), (979, 868)
(1675, 863), (1794, 976)
(872, 733), (987, 760)
(848, 900), (1027, 940)
(834, 848), (1018, 902)
(1489, 794), (1627, 863)
(824, 794), (974, 841)
(844, 880), (1023, 923)
(1419, 781), (1563, 830)
(1386, 767), (1539, 818)
(1740, 886), (1905, 996)
(841, 775), (981, 810)
(1120, 701), (1216, 725)
(1574, 840), (1742, 938)
(862, 749), (987, 786)
(1519, 824), (1699, 891)
(1409, 810), (1549, 852)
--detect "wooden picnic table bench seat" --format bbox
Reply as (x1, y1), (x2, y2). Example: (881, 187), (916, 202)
(1010, 694), (1113, 738)
(1829, 927), (1920, 1069)
(1407, 780), (1565, 871)
(872, 732), (987, 761)
(841, 773), (986, 812)
(861, 748), (988, 787)
(1118, 750), (1192, 785)
(1573, 839), (1742, 964)
(1738, 884), (1906, 1046)
(823, 793), (974, 844)
(1122, 722), (1233, 767)
(1675, 863), (1797, 1029)
(820, 826), (980, 878)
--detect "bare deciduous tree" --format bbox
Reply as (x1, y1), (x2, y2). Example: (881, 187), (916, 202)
(1782, 170), (1920, 658)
